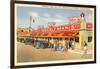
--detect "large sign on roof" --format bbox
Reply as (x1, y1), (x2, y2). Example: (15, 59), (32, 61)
(35, 24), (80, 33)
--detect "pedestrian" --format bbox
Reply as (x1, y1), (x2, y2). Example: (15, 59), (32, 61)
(53, 40), (58, 51)
(69, 40), (72, 49)
(82, 41), (88, 58)
(58, 43), (62, 51)
(72, 40), (75, 50)
(65, 40), (69, 51)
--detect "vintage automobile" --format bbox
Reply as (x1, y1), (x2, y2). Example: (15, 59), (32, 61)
(33, 40), (49, 49)
(24, 38), (34, 45)
(17, 37), (26, 43)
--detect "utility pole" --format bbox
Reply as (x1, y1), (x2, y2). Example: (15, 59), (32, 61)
(29, 16), (32, 38)
(29, 16), (32, 31)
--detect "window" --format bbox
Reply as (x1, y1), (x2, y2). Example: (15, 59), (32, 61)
(75, 37), (79, 42)
(70, 38), (74, 40)
(59, 38), (62, 40)
(65, 38), (69, 40)
(53, 38), (62, 40)
(21, 30), (23, 32)
(88, 36), (92, 42)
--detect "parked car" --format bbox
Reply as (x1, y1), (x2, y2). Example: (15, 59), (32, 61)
(34, 40), (49, 49)
(25, 38), (34, 45)
(17, 37), (25, 43)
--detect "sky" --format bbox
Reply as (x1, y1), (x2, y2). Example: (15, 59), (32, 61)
(16, 5), (93, 29)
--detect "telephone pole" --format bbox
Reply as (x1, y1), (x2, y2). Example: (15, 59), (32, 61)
(29, 16), (32, 38)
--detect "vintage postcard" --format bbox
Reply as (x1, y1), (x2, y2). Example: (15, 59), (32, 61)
(11, 1), (96, 68)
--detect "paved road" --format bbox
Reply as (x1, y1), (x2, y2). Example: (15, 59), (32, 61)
(17, 42), (92, 63)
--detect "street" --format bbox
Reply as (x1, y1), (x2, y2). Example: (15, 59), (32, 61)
(17, 42), (92, 63)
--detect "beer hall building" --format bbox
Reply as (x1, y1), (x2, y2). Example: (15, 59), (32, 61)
(17, 13), (93, 50)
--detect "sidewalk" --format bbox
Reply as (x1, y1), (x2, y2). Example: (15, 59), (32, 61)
(68, 47), (92, 55)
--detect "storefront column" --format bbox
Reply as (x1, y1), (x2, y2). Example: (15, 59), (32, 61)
(47, 37), (50, 43)
(62, 38), (66, 47)
(79, 31), (88, 50)
(79, 12), (88, 50)
(51, 38), (54, 44)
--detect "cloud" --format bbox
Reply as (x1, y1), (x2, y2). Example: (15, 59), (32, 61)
(43, 13), (50, 18)
(55, 15), (63, 18)
(30, 12), (39, 17)
(53, 18), (67, 25)
(17, 18), (29, 28)
(53, 19), (63, 23)
(41, 17), (67, 25)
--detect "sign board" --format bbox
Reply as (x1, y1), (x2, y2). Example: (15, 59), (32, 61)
(68, 17), (81, 23)
(40, 24), (80, 32)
